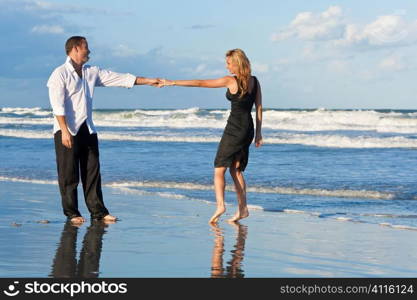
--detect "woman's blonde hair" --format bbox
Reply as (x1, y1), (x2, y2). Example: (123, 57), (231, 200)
(226, 49), (251, 98)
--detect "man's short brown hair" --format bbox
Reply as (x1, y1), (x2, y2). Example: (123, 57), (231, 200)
(65, 36), (86, 55)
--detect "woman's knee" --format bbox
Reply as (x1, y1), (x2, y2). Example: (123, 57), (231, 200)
(214, 167), (227, 177)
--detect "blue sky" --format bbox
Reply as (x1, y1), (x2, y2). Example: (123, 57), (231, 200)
(1, 0), (417, 109)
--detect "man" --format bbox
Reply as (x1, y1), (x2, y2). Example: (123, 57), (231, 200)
(47, 36), (159, 224)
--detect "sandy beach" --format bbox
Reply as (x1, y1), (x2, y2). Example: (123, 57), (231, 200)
(1, 180), (417, 278)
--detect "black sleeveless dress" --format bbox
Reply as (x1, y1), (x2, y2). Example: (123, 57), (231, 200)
(214, 76), (258, 171)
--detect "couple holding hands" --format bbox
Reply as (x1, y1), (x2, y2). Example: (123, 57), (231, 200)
(47, 36), (263, 225)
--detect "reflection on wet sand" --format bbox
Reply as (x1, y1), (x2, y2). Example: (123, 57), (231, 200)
(50, 220), (107, 278)
(210, 222), (248, 278)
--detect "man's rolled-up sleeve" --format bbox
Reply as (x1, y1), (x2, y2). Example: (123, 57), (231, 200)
(96, 68), (136, 88)
(47, 73), (66, 116)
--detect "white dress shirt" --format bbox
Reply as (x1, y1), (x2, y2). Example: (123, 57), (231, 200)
(47, 56), (136, 135)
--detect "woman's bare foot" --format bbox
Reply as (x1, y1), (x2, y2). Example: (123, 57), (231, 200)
(227, 208), (249, 223)
(209, 206), (226, 224)
(103, 214), (117, 223)
(70, 216), (85, 225)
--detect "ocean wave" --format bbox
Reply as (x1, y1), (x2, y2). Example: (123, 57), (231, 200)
(107, 180), (394, 199)
(0, 129), (220, 143)
(0, 107), (52, 116)
(132, 107), (200, 116)
(3, 108), (417, 133)
(262, 109), (417, 134)
(267, 134), (417, 148)
(94, 108), (417, 134)
(0, 176), (57, 185)
(0, 117), (53, 125)
(92, 107), (226, 128)
(99, 133), (219, 143)
(2, 128), (417, 148)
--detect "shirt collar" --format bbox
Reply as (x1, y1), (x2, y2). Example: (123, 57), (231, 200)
(65, 56), (86, 73)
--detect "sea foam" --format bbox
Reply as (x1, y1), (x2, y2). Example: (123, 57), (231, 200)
(3, 108), (417, 133)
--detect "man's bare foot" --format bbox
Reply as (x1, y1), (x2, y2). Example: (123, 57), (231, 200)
(227, 208), (249, 223)
(103, 214), (117, 223)
(209, 206), (226, 224)
(70, 216), (85, 225)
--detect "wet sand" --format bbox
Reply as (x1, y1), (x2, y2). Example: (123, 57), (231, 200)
(1, 180), (417, 277)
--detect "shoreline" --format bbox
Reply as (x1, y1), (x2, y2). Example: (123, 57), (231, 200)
(1, 180), (417, 277)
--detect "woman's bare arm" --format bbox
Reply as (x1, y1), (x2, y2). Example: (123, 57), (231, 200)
(254, 79), (263, 147)
(163, 76), (237, 91)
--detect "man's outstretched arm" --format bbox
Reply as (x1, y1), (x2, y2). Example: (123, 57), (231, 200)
(96, 68), (160, 88)
(135, 77), (161, 86)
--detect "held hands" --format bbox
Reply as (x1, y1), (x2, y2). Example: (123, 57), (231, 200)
(155, 79), (175, 88)
(147, 78), (162, 87)
(146, 78), (175, 88)
(160, 79), (175, 87)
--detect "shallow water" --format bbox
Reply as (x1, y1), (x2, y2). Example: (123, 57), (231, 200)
(1, 107), (417, 230)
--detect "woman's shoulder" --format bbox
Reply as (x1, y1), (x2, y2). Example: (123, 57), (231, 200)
(224, 75), (237, 82)
(251, 75), (260, 87)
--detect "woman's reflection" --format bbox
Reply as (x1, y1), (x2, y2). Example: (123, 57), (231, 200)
(210, 222), (248, 278)
(50, 220), (108, 278)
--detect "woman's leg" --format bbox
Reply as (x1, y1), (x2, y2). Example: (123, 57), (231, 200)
(228, 160), (249, 222)
(209, 167), (227, 223)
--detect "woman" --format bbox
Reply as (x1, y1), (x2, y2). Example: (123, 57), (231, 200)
(162, 49), (263, 223)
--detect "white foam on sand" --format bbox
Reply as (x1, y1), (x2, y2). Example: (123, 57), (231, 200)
(362, 213), (417, 219)
(247, 204), (263, 210)
(335, 217), (353, 222)
(379, 223), (417, 231)
(0, 177), (389, 201)
(0, 176), (57, 185)
(107, 180), (394, 200)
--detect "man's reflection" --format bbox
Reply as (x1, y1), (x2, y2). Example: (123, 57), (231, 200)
(210, 222), (248, 278)
(50, 220), (107, 278)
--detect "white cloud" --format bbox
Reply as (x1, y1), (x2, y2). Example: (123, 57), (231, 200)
(335, 15), (415, 47)
(271, 6), (345, 41)
(31, 24), (64, 34)
(273, 6), (417, 49)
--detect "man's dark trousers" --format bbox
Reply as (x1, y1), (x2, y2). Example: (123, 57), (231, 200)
(54, 121), (109, 220)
